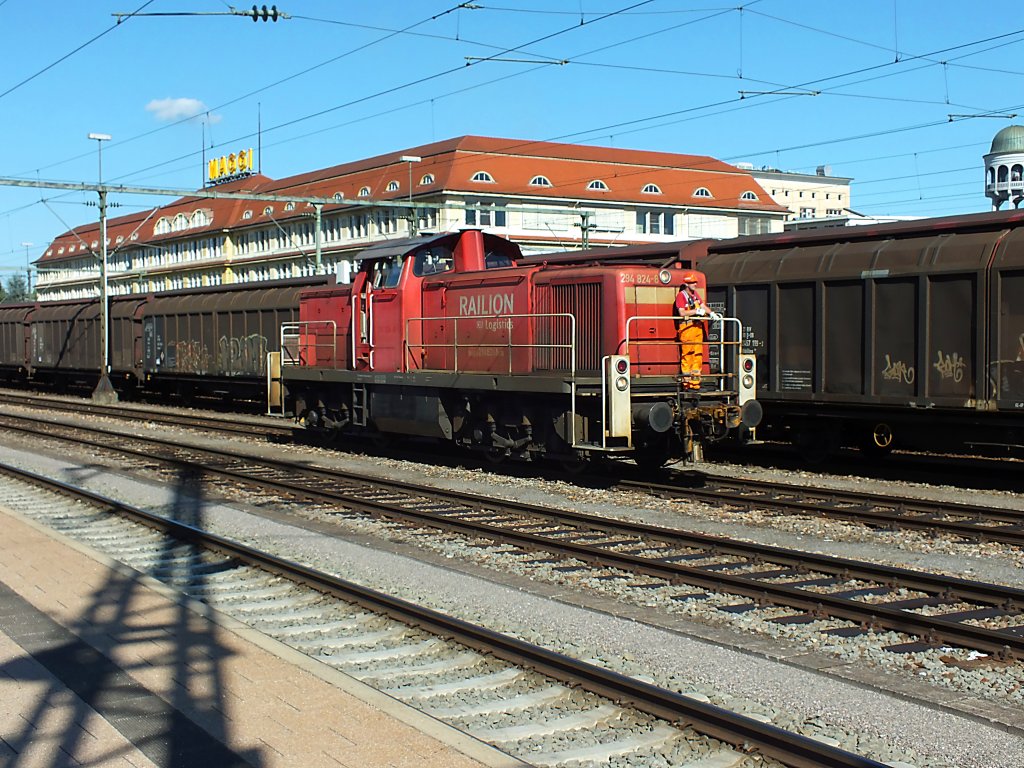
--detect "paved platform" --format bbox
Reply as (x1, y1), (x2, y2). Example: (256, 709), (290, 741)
(0, 506), (525, 768)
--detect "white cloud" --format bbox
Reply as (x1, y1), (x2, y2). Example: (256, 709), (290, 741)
(145, 97), (221, 124)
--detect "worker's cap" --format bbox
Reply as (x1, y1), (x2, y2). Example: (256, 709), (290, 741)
(682, 275), (699, 284)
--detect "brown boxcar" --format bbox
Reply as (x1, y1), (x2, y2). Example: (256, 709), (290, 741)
(699, 209), (1024, 455)
(141, 278), (323, 399)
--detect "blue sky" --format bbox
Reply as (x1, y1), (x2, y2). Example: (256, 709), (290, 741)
(1, 1), (1022, 276)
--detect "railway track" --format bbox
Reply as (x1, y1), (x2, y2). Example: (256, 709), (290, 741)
(0, 462), (886, 768)
(3, 410), (1023, 665)
(628, 471), (1024, 547)
(5, 390), (1022, 549)
(0, 390), (293, 440)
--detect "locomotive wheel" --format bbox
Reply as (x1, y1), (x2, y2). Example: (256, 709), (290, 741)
(634, 440), (671, 474)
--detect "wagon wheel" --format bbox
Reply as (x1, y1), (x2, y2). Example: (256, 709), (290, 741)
(860, 422), (894, 458)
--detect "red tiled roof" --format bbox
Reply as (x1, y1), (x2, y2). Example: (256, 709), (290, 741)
(40, 136), (783, 264)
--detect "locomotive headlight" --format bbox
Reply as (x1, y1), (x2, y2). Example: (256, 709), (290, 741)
(615, 376), (629, 392)
(742, 374), (754, 389)
(658, 269), (672, 284)
(615, 358), (629, 375)
(742, 357), (754, 373)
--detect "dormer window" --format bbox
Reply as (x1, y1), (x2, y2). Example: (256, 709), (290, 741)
(130, 233), (139, 241)
(333, 192), (344, 201)
(420, 173), (434, 185)
(284, 201), (296, 211)
(242, 210), (253, 219)
(358, 186), (371, 197)
(116, 236), (124, 244)
(530, 175), (552, 187)
(740, 191), (759, 201)
(642, 183), (661, 194)
(587, 179), (609, 191)
(471, 171), (495, 183)
(693, 187), (712, 198)
(386, 180), (400, 192)
(263, 206), (274, 215)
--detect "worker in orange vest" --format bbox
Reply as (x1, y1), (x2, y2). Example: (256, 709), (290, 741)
(674, 276), (719, 391)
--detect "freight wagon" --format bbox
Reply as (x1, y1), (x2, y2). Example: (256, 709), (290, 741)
(699, 209), (1024, 457)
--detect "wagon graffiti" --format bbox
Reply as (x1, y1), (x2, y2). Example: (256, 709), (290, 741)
(162, 334), (269, 375)
(881, 354), (915, 384)
(218, 333), (268, 375)
(933, 349), (966, 383)
(169, 340), (211, 374)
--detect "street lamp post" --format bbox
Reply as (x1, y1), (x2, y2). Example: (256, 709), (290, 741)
(19, 242), (32, 296)
(399, 155), (421, 235)
(88, 132), (117, 403)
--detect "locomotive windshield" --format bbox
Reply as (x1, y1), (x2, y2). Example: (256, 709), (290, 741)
(369, 256), (403, 288)
(412, 245), (454, 277)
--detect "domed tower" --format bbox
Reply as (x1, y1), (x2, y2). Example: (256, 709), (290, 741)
(985, 125), (1024, 210)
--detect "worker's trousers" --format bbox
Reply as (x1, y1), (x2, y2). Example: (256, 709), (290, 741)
(677, 322), (704, 390)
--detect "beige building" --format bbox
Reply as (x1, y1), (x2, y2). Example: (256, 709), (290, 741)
(36, 136), (789, 301)
(739, 163), (853, 225)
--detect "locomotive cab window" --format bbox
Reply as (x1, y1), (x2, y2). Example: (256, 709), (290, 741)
(369, 256), (404, 288)
(485, 250), (513, 269)
(412, 245), (454, 277)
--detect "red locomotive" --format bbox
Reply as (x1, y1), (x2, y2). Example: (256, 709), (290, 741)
(277, 229), (760, 466)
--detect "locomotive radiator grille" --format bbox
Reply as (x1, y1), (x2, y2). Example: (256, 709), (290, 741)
(535, 283), (601, 373)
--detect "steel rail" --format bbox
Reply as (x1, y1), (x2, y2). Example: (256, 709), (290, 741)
(625, 471), (1024, 546)
(0, 460), (887, 768)
(0, 391), (293, 439)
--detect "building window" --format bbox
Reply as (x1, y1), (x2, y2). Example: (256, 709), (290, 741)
(636, 210), (674, 236)
(358, 186), (371, 197)
(530, 175), (552, 187)
(334, 192), (344, 201)
(263, 206), (273, 216)
(386, 180), (400, 192)
(172, 213), (188, 231)
(284, 201), (296, 211)
(693, 187), (712, 198)
(242, 210), (253, 220)
(641, 183), (661, 195)
(155, 218), (171, 234)
(587, 179), (609, 191)
(465, 201), (506, 228)
(826, 208), (843, 216)
(738, 216), (771, 235)
(471, 171), (495, 183)
(191, 209), (211, 227)
(799, 207), (815, 218)
(740, 191), (759, 201)
(420, 173), (434, 185)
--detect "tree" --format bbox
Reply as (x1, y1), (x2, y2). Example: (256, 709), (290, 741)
(2, 274), (29, 303)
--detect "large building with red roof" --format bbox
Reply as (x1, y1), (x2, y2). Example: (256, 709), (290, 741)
(36, 135), (791, 301)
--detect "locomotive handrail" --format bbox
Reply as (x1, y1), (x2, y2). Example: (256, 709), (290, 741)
(281, 320), (337, 368)
(624, 314), (744, 392)
(404, 312), (577, 377)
